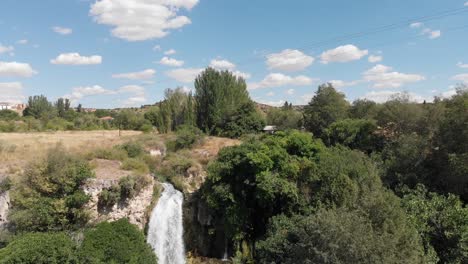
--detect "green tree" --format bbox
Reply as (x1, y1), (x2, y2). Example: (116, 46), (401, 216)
(78, 219), (157, 264)
(9, 146), (94, 232)
(402, 186), (468, 263)
(349, 99), (378, 120)
(257, 209), (428, 264)
(303, 83), (349, 138)
(0, 110), (20, 121)
(325, 118), (380, 153)
(266, 107), (302, 130)
(23, 95), (56, 120)
(194, 68), (254, 136)
(0, 232), (76, 264)
(55, 98), (66, 118)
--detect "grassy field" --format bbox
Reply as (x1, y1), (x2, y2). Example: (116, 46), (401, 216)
(0, 130), (141, 179)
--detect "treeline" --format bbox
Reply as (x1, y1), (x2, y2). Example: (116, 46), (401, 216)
(200, 83), (468, 263)
(0, 95), (154, 132)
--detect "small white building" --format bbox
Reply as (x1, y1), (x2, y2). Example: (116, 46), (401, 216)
(262, 125), (278, 134)
(0, 102), (12, 110)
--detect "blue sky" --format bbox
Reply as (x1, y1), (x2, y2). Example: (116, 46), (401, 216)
(0, 0), (467, 108)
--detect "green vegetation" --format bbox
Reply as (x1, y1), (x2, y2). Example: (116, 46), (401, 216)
(201, 83), (468, 263)
(0, 220), (157, 264)
(0, 232), (77, 264)
(78, 219), (157, 264)
(9, 146), (94, 232)
(266, 102), (303, 130)
(98, 174), (152, 208)
(194, 68), (265, 137)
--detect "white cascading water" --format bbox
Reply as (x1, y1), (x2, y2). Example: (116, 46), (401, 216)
(147, 183), (186, 264)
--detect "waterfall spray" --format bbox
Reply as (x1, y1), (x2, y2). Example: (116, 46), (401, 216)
(147, 183), (186, 264)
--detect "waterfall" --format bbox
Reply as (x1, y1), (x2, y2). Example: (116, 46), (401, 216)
(147, 183), (186, 264)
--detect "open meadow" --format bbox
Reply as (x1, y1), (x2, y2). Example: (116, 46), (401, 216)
(0, 130), (141, 180)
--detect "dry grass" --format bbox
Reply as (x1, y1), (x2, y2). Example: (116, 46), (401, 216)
(0, 130), (141, 179)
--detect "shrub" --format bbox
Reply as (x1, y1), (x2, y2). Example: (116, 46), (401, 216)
(90, 147), (128, 161)
(9, 147), (94, 232)
(174, 125), (204, 150)
(78, 219), (157, 264)
(0, 110), (20, 121)
(121, 158), (149, 174)
(0, 232), (77, 264)
(0, 177), (12, 194)
(118, 174), (152, 200)
(98, 185), (121, 208)
(118, 142), (144, 158)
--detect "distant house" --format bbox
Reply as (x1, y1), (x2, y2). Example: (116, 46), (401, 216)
(262, 125), (278, 134)
(0, 102), (12, 110)
(99, 116), (114, 121)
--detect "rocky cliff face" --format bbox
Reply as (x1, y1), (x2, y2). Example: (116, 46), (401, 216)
(0, 191), (9, 229)
(83, 178), (156, 230)
(184, 192), (227, 259)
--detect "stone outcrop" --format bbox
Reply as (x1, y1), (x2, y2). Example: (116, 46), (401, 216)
(83, 178), (156, 230)
(0, 191), (10, 229)
(184, 192), (227, 259)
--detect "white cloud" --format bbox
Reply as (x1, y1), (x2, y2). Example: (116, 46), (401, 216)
(418, 27), (441, 39)
(0, 61), (37, 77)
(266, 49), (314, 71)
(209, 58), (250, 79)
(112, 69), (156, 80)
(320, 44), (368, 64)
(428, 30), (441, 39)
(368, 55), (383, 63)
(164, 49), (176, 55)
(17, 39), (28, 45)
(361, 90), (430, 103)
(51, 53), (102, 65)
(257, 100), (286, 107)
(457, 62), (468, 69)
(452, 73), (468, 83)
(410, 22), (423, 28)
(328, 80), (360, 89)
(153, 45), (161, 51)
(441, 89), (457, 98)
(64, 84), (147, 106)
(210, 59), (236, 70)
(249, 73), (315, 90)
(166, 68), (203, 83)
(286, 89), (295, 95)
(52, 26), (72, 35)
(362, 64), (425, 88)
(232, 70), (251, 80)
(465, 1), (468, 6)
(122, 96), (147, 107)
(159, 57), (184, 67)
(0, 44), (14, 54)
(0, 82), (24, 103)
(266, 91), (275, 96)
(90, 0), (199, 41)
(65, 85), (114, 101)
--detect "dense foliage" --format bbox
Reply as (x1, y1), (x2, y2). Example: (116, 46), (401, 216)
(0, 220), (157, 264)
(78, 219), (157, 264)
(194, 68), (264, 136)
(0, 232), (77, 264)
(9, 147), (94, 232)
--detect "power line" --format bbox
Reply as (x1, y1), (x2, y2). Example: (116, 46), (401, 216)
(152, 8), (468, 89)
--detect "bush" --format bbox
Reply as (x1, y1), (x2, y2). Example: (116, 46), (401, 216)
(0, 177), (12, 194)
(78, 219), (157, 264)
(9, 147), (94, 232)
(174, 125), (204, 150)
(118, 142), (145, 158)
(0, 110), (20, 121)
(0, 232), (77, 264)
(98, 185), (121, 208)
(90, 147), (128, 161)
(121, 158), (149, 174)
(118, 174), (151, 200)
